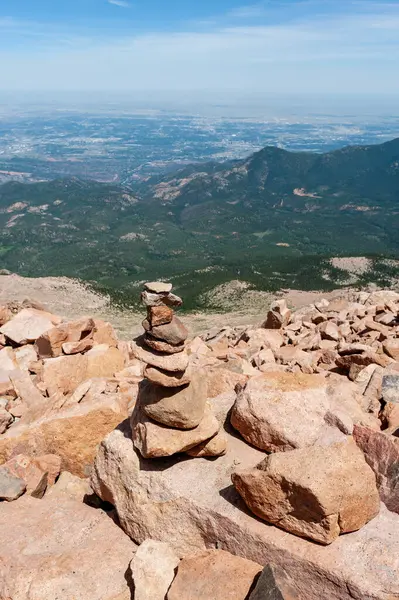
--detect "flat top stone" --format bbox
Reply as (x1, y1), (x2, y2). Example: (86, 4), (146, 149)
(144, 282), (173, 294)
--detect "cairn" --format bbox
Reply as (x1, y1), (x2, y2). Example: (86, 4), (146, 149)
(130, 282), (227, 459)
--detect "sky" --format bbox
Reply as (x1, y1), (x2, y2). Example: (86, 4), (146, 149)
(0, 0), (399, 101)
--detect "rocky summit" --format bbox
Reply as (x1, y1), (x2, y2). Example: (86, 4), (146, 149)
(0, 286), (399, 599)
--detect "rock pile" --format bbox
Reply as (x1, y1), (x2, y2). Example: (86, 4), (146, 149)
(131, 282), (227, 458)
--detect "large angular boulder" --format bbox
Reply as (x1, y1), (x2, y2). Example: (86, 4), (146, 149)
(42, 354), (88, 398)
(0, 466), (26, 501)
(353, 425), (399, 514)
(0, 308), (58, 345)
(0, 394), (128, 477)
(167, 549), (262, 600)
(35, 317), (95, 358)
(230, 372), (377, 453)
(232, 439), (380, 545)
(131, 539), (179, 600)
(91, 418), (399, 599)
(0, 494), (136, 600)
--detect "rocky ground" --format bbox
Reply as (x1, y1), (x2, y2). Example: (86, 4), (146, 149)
(0, 282), (398, 599)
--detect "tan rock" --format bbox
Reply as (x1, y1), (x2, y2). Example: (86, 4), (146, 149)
(144, 281), (173, 293)
(3, 454), (49, 498)
(132, 401), (219, 458)
(318, 321), (340, 341)
(0, 347), (17, 371)
(91, 419), (399, 600)
(0, 394), (128, 477)
(8, 369), (47, 421)
(143, 315), (188, 345)
(35, 317), (95, 358)
(383, 339), (399, 361)
(35, 453), (61, 485)
(353, 425), (399, 514)
(140, 371), (207, 429)
(92, 319), (118, 347)
(205, 367), (247, 398)
(46, 471), (93, 502)
(0, 369), (16, 396)
(243, 328), (284, 353)
(43, 354), (88, 398)
(144, 364), (192, 387)
(131, 539), (179, 600)
(0, 308), (54, 345)
(232, 439), (380, 545)
(0, 407), (13, 434)
(167, 549), (262, 600)
(147, 305), (174, 326)
(143, 335), (185, 354)
(86, 345), (125, 379)
(186, 429), (227, 457)
(131, 337), (189, 372)
(0, 305), (12, 326)
(62, 337), (94, 354)
(14, 345), (38, 371)
(0, 494), (136, 600)
(262, 300), (291, 330)
(0, 466), (26, 500)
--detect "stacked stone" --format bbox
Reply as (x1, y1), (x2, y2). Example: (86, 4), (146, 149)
(131, 282), (227, 459)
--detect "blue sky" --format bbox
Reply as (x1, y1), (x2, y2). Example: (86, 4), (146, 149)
(1, 1), (399, 97)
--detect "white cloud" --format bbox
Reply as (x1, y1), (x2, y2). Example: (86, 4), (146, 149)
(0, 1), (399, 98)
(107, 0), (130, 7)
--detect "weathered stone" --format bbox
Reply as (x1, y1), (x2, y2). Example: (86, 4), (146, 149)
(232, 439), (380, 545)
(140, 371), (207, 429)
(242, 329), (284, 353)
(143, 334), (185, 354)
(144, 365), (192, 387)
(383, 339), (399, 360)
(249, 564), (300, 600)
(131, 337), (189, 372)
(34, 453), (61, 485)
(262, 300), (291, 330)
(141, 290), (183, 308)
(131, 539), (179, 600)
(8, 369), (47, 421)
(3, 454), (49, 498)
(0, 347), (17, 371)
(42, 354), (88, 398)
(231, 372), (377, 453)
(0, 308), (55, 345)
(318, 321), (340, 342)
(382, 374), (399, 404)
(91, 419), (399, 600)
(143, 315), (188, 345)
(14, 345), (38, 371)
(147, 305), (174, 327)
(144, 281), (173, 294)
(0, 494), (136, 600)
(337, 351), (391, 372)
(167, 549), (262, 600)
(186, 429), (228, 457)
(92, 319), (118, 347)
(353, 425), (399, 514)
(35, 317), (95, 358)
(0, 305), (12, 326)
(0, 466), (26, 500)
(205, 367), (248, 398)
(62, 337), (94, 355)
(0, 394), (128, 477)
(0, 369), (14, 396)
(132, 402), (219, 458)
(46, 470), (92, 502)
(86, 345), (126, 379)
(0, 406), (13, 433)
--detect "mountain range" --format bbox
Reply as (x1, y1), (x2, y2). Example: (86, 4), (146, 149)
(0, 138), (398, 307)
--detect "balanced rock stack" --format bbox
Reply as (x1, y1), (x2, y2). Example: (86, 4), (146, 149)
(131, 282), (227, 459)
